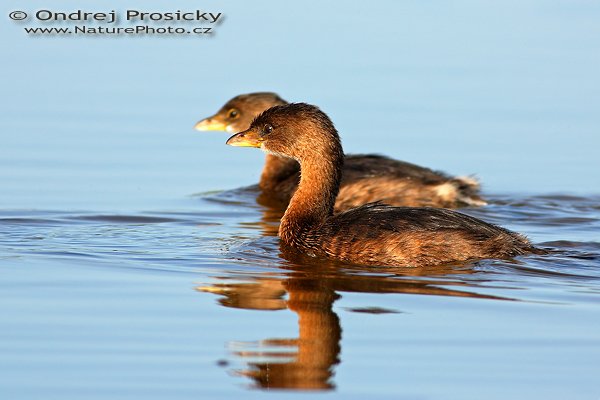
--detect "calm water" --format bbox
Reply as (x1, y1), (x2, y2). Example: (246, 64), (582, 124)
(2, 1), (600, 399)
(1, 192), (600, 399)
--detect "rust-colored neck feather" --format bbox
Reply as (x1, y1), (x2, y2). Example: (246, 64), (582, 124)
(279, 146), (343, 245)
(259, 154), (299, 191)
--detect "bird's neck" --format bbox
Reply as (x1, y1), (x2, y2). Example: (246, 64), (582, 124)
(279, 151), (343, 245)
(259, 154), (300, 191)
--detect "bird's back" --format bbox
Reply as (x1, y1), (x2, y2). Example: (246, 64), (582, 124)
(300, 204), (534, 267)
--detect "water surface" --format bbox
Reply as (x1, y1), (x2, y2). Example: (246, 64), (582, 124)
(1, 1), (600, 399)
(2, 191), (600, 398)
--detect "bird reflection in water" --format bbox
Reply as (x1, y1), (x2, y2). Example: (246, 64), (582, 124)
(198, 236), (514, 390)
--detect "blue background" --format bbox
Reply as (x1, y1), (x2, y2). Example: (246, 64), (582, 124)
(2, 0), (599, 211)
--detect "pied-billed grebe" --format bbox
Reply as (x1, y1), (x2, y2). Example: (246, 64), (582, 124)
(226, 103), (536, 267)
(196, 92), (485, 211)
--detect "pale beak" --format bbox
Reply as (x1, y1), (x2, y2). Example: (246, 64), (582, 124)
(194, 117), (228, 131)
(226, 129), (263, 148)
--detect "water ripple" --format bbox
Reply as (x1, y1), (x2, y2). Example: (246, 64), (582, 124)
(1, 193), (599, 301)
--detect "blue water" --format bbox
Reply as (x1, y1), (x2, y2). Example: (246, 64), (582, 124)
(1, 1), (600, 399)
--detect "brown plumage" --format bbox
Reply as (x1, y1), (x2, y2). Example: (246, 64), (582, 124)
(196, 92), (485, 211)
(226, 103), (536, 267)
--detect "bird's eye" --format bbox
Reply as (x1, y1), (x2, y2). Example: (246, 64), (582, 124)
(228, 109), (239, 119)
(263, 124), (273, 135)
